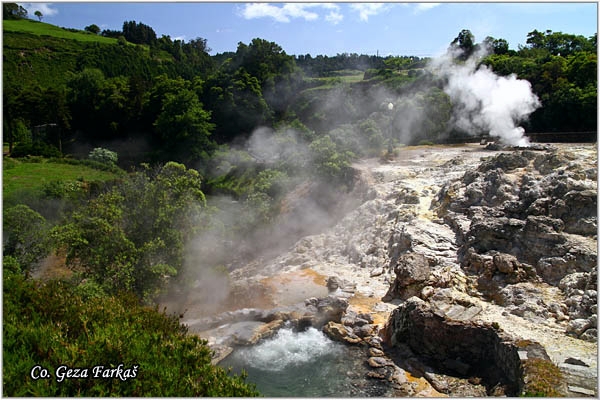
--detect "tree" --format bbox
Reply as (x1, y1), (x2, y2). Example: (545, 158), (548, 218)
(3, 204), (51, 271)
(153, 88), (216, 163)
(526, 29), (594, 56)
(3, 3), (27, 19)
(53, 162), (207, 301)
(66, 68), (106, 138)
(450, 29), (475, 60)
(85, 24), (101, 34)
(309, 135), (355, 183)
(122, 20), (157, 45)
(201, 68), (272, 142)
(227, 38), (301, 116)
(482, 36), (509, 55)
(34, 10), (42, 21)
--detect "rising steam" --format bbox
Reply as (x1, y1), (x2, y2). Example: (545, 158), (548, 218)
(430, 48), (541, 146)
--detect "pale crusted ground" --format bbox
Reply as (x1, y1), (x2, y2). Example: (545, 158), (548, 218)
(185, 143), (598, 395)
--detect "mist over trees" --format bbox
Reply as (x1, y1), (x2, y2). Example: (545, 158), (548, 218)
(4, 18), (596, 165)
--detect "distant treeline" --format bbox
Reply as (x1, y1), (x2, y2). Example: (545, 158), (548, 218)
(3, 10), (597, 167)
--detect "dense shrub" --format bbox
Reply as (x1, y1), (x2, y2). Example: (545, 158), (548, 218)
(88, 147), (118, 165)
(11, 141), (62, 158)
(52, 162), (207, 301)
(2, 204), (51, 270)
(2, 266), (259, 396)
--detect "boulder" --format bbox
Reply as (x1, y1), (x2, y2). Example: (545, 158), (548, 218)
(383, 252), (430, 301)
(478, 152), (530, 172)
(368, 356), (393, 368)
(322, 321), (362, 345)
(383, 297), (567, 396)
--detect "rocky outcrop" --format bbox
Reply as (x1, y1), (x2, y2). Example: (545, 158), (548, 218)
(382, 252), (430, 301)
(374, 145), (597, 396)
(434, 148), (597, 340)
(382, 295), (569, 396)
(176, 144), (596, 396)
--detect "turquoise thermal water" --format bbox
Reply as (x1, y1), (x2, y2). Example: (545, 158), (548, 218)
(219, 326), (392, 397)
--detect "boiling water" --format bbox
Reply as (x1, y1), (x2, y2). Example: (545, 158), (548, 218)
(220, 327), (392, 397)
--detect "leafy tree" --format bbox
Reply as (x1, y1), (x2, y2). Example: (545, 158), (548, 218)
(153, 88), (216, 163)
(66, 68), (106, 134)
(3, 118), (30, 153)
(450, 29), (475, 59)
(201, 68), (272, 142)
(567, 51), (597, 88)
(226, 38), (301, 116)
(85, 24), (101, 34)
(3, 3), (27, 19)
(100, 28), (123, 38)
(122, 20), (157, 45)
(309, 135), (355, 184)
(3, 204), (51, 271)
(525, 29), (594, 56)
(482, 36), (510, 55)
(34, 10), (42, 21)
(53, 162), (207, 301)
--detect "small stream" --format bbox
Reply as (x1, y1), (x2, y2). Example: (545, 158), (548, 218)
(219, 326), (393, 397)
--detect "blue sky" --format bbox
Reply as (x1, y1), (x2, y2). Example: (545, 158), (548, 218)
(19, 2), (598, 57)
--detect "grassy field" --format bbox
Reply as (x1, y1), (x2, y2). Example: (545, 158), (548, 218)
(3, 19), (118, 44)
(304, 70), (365, 91)
(3, 158), (122, 199)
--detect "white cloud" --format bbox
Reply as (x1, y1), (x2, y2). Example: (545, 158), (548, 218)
(240, 3), (341, 23)
(414, 3), (441, 14)
(240, 3), (342, 24)
(350, 3), (386, 22)
(19, 3), (59, 18)
(325, 10), (343, 25)
(241, 3), (291, 23)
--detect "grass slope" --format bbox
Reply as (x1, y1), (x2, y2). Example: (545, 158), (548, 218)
(3, 158), (122, 199)
(3, 19), (117, 44)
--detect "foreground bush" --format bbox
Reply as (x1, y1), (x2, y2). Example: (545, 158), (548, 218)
(2, 265), (259, 397)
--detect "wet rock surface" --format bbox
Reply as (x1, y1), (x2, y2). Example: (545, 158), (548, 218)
(176, 143), (596, 397)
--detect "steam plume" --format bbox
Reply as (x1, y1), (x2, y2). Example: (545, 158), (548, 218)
(430, 48), (541, 146)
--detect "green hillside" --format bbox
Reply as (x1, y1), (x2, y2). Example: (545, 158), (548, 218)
(3, 158), (123, 200)
(3, 18), (117, 44)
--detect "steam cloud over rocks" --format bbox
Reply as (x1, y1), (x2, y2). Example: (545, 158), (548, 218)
(429, 49), (541, 146)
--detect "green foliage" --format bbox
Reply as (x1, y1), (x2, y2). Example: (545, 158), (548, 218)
(3, 19), (118, 44)
(41, 180), (86, 201)
(2, 204), (51, 270)
(309, 135), (355, 184)
(3, 157), (122, 201)
(3, 3), (28, 19)
(122, 20), (157, 45)
(525, 29), (595, 57)
(53, 162), (207, 301)
(88, 147), (118, 165)
(482, 32), (597, 133)
(84, 24), (101, 35)
(521, 359), (564, 397)
(10, 141), (61, 158)
(450, 29), (475, 59)
(153, 85), (215, 163)
(2, 270), (259, 396)
(202, 68), (272, 142)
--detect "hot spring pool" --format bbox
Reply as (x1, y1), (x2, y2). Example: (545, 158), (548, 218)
(219, 326), (392, 397)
